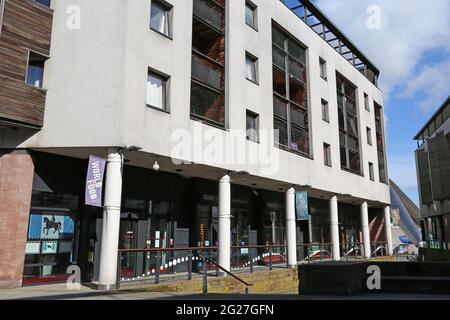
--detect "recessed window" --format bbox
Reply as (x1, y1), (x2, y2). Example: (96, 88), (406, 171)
(245, 1), (258, 30)
(369, 162), (375, 181)
(245, 53), (258, 84)
(323, 143), (332, 167)
(366, 127), (372, 145)
(364, 93), (370, 111)
(35, 0), (51, 7)
(146, 69), (169, 111)
(321, 99), (329, 122)
(26, 52), (46, 88)
(319, 58), (327, 80)
(246, 110), (259, 143)
(150, 0), (172, 38)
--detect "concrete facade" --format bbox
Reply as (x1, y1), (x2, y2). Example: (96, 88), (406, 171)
(3, 0), (389, 205)
(0, 0), (392, 288)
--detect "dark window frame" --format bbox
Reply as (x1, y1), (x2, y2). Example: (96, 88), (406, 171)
(146, 68), (171, 113)
(319, 57), (327, 80)
(150, 0), (173, 39)
(246, 109), (260, 143)
(245, 51), (259, 85)
(245, 0), (258, 31)
(272, 25), (310, 158)
(323, 143), (332, 167)
(25, 50), (47, 89)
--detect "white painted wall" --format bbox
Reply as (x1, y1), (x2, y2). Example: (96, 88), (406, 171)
(11, 0), (390, 204)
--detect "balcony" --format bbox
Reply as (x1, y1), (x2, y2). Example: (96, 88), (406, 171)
(191, 55), (223, 90)
(191, 81), (225, 128)
(193, 0), (223, 32)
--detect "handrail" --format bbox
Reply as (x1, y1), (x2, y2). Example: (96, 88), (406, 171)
(201, 256), (253, 294)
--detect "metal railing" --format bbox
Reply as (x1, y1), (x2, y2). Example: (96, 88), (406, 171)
(116, 242), (391, 288)
(193, 0), (223, 31)
(201, 256), (253, 294)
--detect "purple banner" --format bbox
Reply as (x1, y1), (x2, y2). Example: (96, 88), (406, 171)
(85, 155), (106, 207)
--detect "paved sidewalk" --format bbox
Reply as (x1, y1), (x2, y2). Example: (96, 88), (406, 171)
(0, 283), (184, 300)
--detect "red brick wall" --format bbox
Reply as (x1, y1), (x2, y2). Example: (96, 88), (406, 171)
(0, 150), (34, 288)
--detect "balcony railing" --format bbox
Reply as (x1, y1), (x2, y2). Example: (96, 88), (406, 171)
(193, 0), (223, 31)
(191, 55), (222, 90)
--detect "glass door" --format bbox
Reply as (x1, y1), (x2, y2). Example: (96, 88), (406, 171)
(119, 219), (138, 277)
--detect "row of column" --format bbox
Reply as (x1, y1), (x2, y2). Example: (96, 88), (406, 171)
(97, 149), (394, 289)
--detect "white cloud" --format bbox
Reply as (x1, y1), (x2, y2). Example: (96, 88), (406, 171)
(315, 0), (450, 106)
(403, 60), (450, 112)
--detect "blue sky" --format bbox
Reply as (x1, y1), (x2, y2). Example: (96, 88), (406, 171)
(311, 0), (450, 205)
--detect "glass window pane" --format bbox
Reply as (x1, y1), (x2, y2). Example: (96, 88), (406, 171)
(322, 101), (329, 122)
(338, 107), (345, 129)
(273, 66), (286, 97)
(291, 126), (309, 154)
(245, 4), (255, 28)
(349, 151), (360, 172)
(274, 118), (288, 147)
(340, 147), (347, 168)
(151, 2), (170, 36)
(246, 112), (259, 142)
(272, 45), (285, 71)
(274, 96), (287, 119)
(291, 105), (307, 128)
(246, 55), (257, 82)
(272, 28), (286, 49)
(147, 73), (165, 110)
(288, 39), (305, 63)
(346, 116), (358, 136)
(26, 64), (44, 88)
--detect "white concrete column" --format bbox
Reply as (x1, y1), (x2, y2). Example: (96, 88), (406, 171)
(360, 202), (371, 259)
(218, 175), (231, 273)
(98, 148), (123, 290)
(285, 188), (297, 268)
(329, 196), (340, 261)
(384, 206), (394, 256)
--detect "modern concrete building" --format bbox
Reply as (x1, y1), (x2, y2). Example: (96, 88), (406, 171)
(414, 96), (450, 251)
(0, 0), (392, 289)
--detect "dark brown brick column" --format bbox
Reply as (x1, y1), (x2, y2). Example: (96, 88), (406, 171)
(0, 150), (34, 288)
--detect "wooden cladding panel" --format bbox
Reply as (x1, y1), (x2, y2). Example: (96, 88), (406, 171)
(0, 75), (45, 127)
(1, 0), (53, 56)
(0, 0), (53, 128)
(0, 40), (27, 81)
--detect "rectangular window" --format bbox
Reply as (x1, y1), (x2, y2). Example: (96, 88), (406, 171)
(245, 53), (258, 84)
(35, 0), (51, 7)
(364, 93), (370, 111)
(245, 1), (257, 30)
(322, 99), (329, 122)
(272, 26), (309, 156)
(150, 0), (172, 38)
(246, 110), (259, 143)
(336, 72), (361, 174)
(375, 102), (387, 183)
(26, 52), (46, 88)
(369, 162), (375, 181)
(319, 58), (327, 80)
(366, 127), (372, 145)
(146, 69), (169, 111)
(323, 143), (332, 167)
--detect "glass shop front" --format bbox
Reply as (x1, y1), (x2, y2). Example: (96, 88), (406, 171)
(22, 151), (364, 285)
